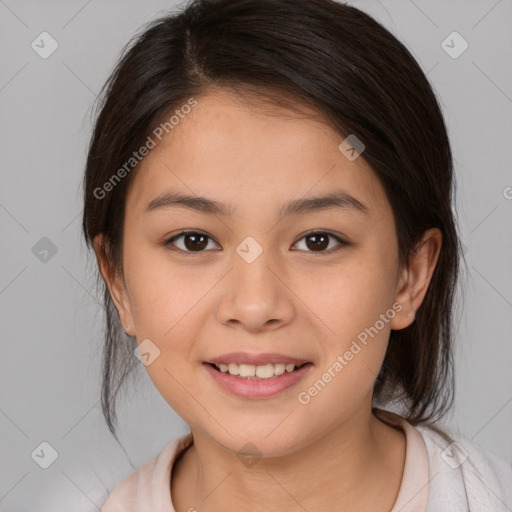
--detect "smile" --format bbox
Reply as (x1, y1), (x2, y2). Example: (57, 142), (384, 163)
(211, 362), (305, 379)
(203, 361), (314, 399)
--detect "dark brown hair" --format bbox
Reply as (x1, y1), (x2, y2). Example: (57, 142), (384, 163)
(81, 0), (465, 440)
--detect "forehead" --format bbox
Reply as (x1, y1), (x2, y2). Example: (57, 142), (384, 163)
(126, 88), (387, 219)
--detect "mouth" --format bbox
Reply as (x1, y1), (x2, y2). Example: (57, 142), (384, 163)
(202, 360), (314, 399)
(206, 361), (312, 380)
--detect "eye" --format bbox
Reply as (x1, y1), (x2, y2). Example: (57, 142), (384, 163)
(164, 230), (220, 254)
(164, 230), (349, 255)
(292, 231), (348, 253)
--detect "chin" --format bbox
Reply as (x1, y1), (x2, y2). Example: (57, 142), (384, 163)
(204, 421), (305, 459)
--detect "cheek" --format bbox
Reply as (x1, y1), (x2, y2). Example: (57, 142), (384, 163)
(295, 266), (394, 417)
(125, 247), (212, 338)
(123, 249), (215, 402)
(125, 257), (211, 420)
(307, 253), (396, 341)
(297, 254), (395, 396)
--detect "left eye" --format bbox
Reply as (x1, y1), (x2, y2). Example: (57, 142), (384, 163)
(297, 231), (348, 252)
(293, 231), (348, 253)
(164, 230), (348, 254)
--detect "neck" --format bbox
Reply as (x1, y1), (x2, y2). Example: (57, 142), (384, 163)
(171, 407), (406, 512)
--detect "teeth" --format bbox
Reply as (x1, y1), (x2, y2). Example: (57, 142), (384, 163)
(274, 364), (286, 376)
(256, 363), (275, 378)
(227, 363), (240, 376)
(239, 364), (255, 377)
(213, 362), (300, 379)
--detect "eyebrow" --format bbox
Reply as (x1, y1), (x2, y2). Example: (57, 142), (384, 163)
(145, 190), (369, 219)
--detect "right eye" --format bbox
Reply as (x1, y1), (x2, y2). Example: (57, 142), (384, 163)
(164, 230), (220, 255)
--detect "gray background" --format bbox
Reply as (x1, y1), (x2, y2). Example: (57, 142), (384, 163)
(0, 0), (511, 510)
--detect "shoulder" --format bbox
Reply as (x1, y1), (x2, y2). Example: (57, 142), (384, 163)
(374, 408), (512, 509)
(414, 423), (512, 510)
(100, 433), (193, 512)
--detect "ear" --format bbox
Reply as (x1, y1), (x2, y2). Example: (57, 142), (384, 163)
(92, 234), (136, 336)
(390, 228), (442, 330)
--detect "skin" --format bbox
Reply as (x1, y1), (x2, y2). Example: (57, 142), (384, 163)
(94, 88), (442, 511)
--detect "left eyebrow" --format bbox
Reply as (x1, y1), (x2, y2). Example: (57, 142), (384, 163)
(144, 190), (369, 219)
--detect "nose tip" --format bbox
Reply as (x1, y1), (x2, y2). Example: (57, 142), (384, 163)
(216, 262), (295, 331)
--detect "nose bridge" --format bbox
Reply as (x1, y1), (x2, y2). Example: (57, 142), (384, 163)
(215, 235), (293, 329)
(233, 235), (276, 299)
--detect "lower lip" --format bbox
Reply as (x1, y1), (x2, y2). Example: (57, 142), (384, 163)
(203, 362), (314, 399)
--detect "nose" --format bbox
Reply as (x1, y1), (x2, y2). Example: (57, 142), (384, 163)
(216, 249), (295, 332)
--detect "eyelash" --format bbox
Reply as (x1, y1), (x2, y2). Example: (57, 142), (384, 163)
(163, 230), (349, 256)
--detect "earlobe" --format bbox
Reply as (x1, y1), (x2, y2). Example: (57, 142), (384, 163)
(390, 228), (442, 331)
(92, 234), (136, 336)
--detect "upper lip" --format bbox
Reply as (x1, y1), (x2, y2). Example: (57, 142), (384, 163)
(205, 352), (311, 366)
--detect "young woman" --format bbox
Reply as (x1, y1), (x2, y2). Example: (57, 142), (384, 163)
(81, 0), (512, 510)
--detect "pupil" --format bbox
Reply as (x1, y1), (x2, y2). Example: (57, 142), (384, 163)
(307, 233), (328, 251)
(185, 233), (208, 251)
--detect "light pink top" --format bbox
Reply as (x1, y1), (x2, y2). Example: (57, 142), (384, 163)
(100, 409), (512, 511)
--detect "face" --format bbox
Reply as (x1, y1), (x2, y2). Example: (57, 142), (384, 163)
(95, 88), (439, 457)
